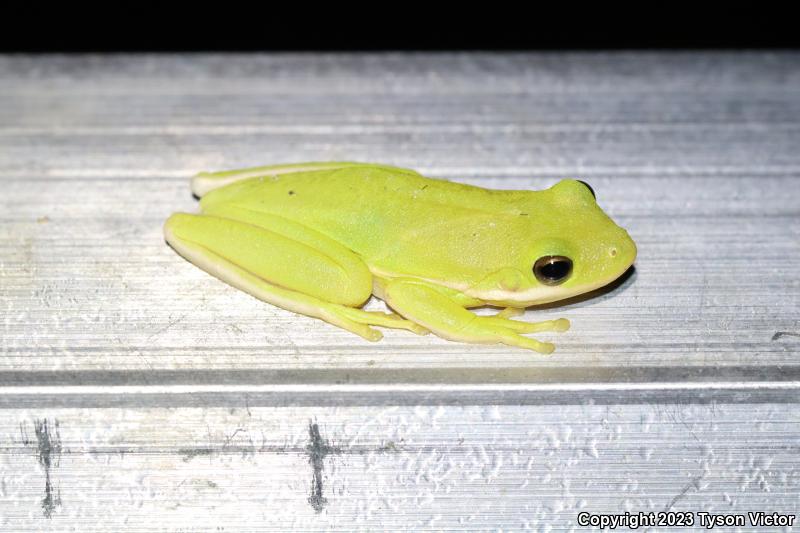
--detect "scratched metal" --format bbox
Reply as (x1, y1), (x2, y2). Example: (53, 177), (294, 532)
(0, 53), (799, 529)
(1, 405), (799, 531)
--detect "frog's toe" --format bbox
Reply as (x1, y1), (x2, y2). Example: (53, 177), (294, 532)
(496, 307), (525, 319)
(482, 316), (570, 334)
(364, 328), (384, 342)
(497, 331), (556, 354)
(321, 308), (384, 341)
(522, 338), (556, 355)
(472, 315), (568, 354)
(406, 322), (431, 335)
(335, 307), (429, 335)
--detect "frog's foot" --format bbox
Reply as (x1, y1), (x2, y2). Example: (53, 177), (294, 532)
(471, 315), (570, 354)
(384, 278), (570, 355)
(335, 307), (430, 336)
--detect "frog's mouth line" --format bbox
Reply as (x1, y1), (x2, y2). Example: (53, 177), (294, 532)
(469, 277), (616, 306)
(465, 263), (636, 307)
(371, 254), (635, 308)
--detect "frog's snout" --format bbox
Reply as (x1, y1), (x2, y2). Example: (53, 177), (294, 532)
(611, 229), (637, 270)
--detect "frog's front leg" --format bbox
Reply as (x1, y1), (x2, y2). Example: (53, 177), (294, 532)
(163, 213), (426, 340)
(383, 278), (569, 354)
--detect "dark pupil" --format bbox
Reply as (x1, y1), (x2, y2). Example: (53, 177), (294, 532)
(534, 255), (573, 285)
(540, 260), (570, 280)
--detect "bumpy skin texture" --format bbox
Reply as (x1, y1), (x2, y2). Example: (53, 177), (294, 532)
(164, 162), (637, 353)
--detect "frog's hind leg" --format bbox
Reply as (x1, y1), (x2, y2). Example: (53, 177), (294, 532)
(191, 161), (420, 197)
(163, 212), (425, 340)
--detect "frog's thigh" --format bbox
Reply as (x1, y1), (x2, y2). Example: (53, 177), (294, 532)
(166, 213), (371, 305)
(164, 214), (422, 339)
(383, 278), (567, 354)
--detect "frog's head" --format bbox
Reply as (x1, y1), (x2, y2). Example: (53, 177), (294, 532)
(465, 179), (637, 306)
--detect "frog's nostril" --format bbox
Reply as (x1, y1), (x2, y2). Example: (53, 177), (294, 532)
(609, 248), (618, 257)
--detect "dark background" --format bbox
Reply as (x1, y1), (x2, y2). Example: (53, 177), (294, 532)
(2, 9), (797, 52)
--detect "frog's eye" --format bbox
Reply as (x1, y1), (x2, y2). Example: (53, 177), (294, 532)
(577, 180), (596, 199)
(533, 256), (573, 285)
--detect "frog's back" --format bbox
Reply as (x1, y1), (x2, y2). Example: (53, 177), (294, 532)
(199, 165), (534, 267)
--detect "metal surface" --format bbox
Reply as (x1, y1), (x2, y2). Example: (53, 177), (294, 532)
(0, 53), (799, 530)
